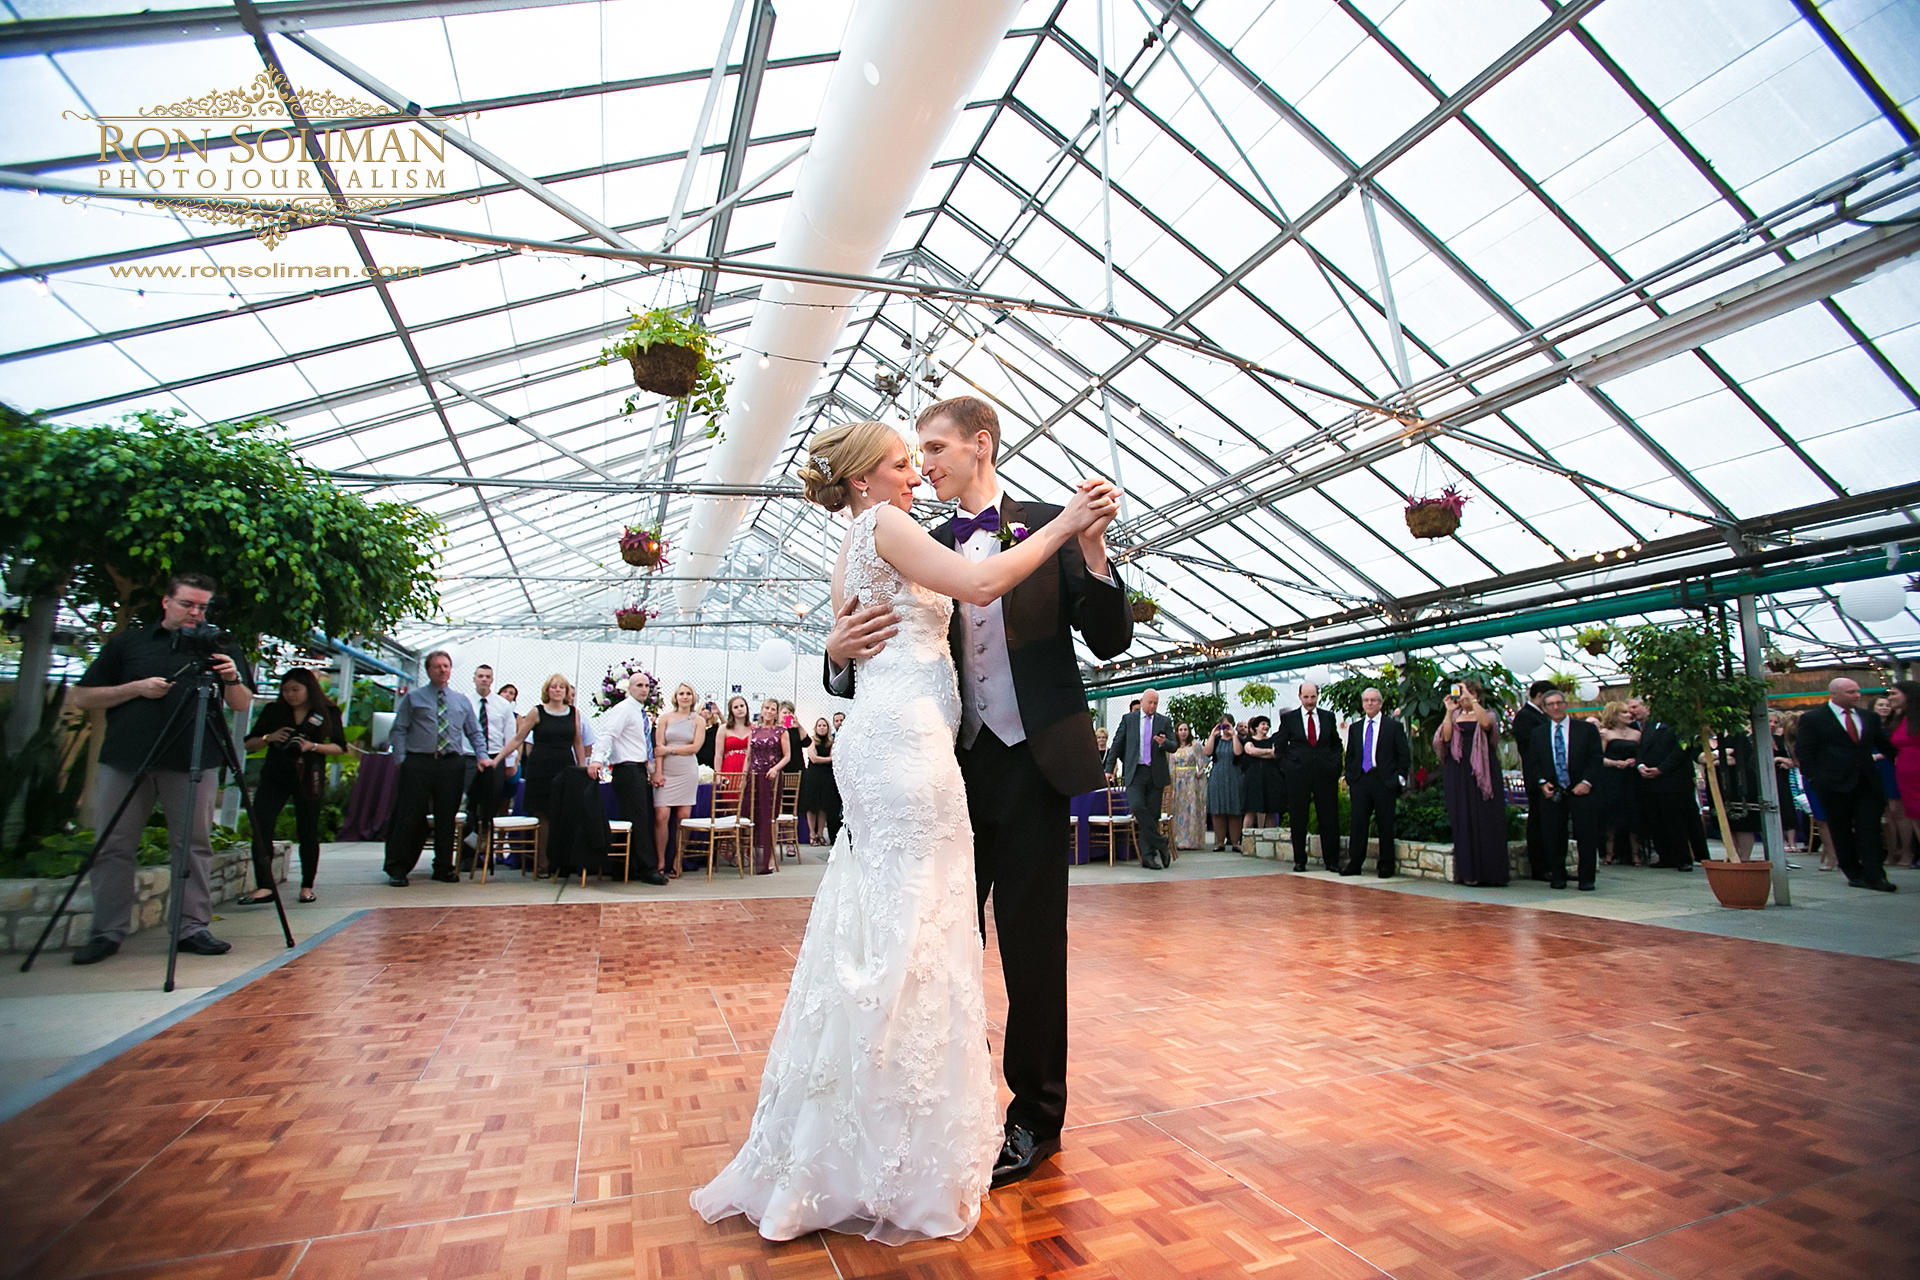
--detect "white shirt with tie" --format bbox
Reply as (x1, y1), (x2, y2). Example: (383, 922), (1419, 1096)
(1359, 713), (1382, 771)
(475, 691), (518, 769)
(1828, 699), (1862, 741)
(955, 488), (1025, 752)
(591, 698), (654, 767)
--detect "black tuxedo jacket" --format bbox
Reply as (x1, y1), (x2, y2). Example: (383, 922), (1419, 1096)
(1524, 716), (1603, 795)
(1104, 710), (1172, 787)
(1277, 706), (1344, 774)
(1796, 703), (1891, 795)
(1512, 702), (1549, 760)
(1635, 720), (1696, 795)
(823, 494), (1133, 797)
(1344, 714), (1410, 790)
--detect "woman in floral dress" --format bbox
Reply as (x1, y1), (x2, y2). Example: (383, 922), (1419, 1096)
(1168, 722), (1207, 850)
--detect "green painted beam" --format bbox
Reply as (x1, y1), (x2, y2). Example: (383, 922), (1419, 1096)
(1093, 545), (1918, 698)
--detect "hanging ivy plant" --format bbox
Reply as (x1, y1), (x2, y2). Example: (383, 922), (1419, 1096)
(597, 307), (731, 436)
(1238, 682), (1276, 708)
(1127, 587), (1160, 625)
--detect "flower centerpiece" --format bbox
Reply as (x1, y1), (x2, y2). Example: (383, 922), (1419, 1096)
(1405, 483), (1468, 539)
(619, 523), (670, 569)
(613, 605), (657, 633)
(1127, 587), (1159, 625)
(597, 306), (732, 435)
(593, 658), (663, 713)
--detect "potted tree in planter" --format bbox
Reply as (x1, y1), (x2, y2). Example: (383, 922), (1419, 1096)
(598, 307), (732, 433)
(1128, 588), (1160, 625)
(1575, 625), (1612, 656)
(619, 523), (670, 569)
(614, 605), (657, 632)
(1404, 484), (1467, 539)
(1620, 622), (1772, 908)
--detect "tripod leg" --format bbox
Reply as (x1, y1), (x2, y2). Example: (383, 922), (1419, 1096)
(212, 698), (295, 950)
(20, 693), (201, 974)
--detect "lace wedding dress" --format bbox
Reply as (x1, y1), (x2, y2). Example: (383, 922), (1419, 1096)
(690, 505), (1002, 1243)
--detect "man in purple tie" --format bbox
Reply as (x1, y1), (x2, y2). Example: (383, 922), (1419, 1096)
(1343, 687), (1411, 877)
(1103, 688), (1174, 870)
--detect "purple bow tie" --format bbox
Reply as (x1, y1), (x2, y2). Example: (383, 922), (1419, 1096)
(952, 506), (1001, 544)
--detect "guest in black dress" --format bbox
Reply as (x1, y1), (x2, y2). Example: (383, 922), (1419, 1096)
(1595, 701), (1645, 865)
(1239, 716), (1284, 828)
(238, 668), (346, 905)
(780, 700), (806, 778)
(800, 716), (842, 846)
(491, 672), (584, 877)
(1435, 681), (1509, 885)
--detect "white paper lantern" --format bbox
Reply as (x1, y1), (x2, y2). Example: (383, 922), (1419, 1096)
(757, 637), (795, 672)
(1838, 576), (1907, 623)
(1300, 667), (1334, 690)
(1498, 635), (1546, 675)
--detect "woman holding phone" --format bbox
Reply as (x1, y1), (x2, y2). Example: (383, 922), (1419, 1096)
(1436, 681), (1508, 886)
(238, 668), (346, 904)
(1205, 716), (1245, 852)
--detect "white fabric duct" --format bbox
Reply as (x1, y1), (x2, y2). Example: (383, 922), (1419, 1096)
(674, 0), (1023, 615)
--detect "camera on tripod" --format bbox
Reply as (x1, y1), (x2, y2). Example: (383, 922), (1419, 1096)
(170, 620), (234, 661)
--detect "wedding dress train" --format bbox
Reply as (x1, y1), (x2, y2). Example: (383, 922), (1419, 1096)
(690, 505), (1001, 1243)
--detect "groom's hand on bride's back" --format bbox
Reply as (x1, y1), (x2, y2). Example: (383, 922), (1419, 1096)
(825, 594), (899, 670)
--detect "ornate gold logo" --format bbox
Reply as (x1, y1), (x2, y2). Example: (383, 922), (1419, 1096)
(65, 68), (453, 249)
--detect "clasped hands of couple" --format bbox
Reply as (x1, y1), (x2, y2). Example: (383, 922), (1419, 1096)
(827, 475), (1121, 663)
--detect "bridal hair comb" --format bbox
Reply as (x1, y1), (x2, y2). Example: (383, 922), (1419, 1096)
(814, 455), (833, 480)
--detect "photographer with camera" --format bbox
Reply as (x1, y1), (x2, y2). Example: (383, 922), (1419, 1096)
(67, 572), (255, 965)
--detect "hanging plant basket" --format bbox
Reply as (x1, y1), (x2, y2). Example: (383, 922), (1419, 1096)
(614, 607), (655, 632)
(1128, 590), (1159, 625)
(596, 307), (732, 432)
(1577, 627), (1612, 657)
(619, 525), (669, 569)
(1765, 647), (1798, 674)
(1405, 483), (1468, 539)
(627, 343), (701, 398)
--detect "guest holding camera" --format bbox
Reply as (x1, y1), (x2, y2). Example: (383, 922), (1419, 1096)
(68, 572), (255, 964)
(1204, 716), (1244, 852)
(1436, 680), (1508, 886)
(801, 716), (842, 846)
(237, 668), (344, 906)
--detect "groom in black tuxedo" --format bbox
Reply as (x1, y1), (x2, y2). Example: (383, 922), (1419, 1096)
(825, 396), (1133, 1188)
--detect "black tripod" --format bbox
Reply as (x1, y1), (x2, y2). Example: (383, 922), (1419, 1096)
(21, 662), (295, 989)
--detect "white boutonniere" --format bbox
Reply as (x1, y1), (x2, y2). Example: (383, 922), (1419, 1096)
(994, 521), (1030, 548)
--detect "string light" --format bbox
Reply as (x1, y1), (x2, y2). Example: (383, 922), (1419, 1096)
(30, 278), (49, 297)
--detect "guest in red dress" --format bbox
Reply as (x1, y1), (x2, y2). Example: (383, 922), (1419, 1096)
(1885, 683), (1920, 867)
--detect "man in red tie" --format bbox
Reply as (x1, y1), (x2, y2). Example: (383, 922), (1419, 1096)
(1796, 677), (1897, 892)
(1278, 682), (1344, 872)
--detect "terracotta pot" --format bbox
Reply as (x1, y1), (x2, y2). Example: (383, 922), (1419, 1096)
(1702, 858), (1772, 909)
(1405, 504), (1460, 538)
(1130, 599), (1158, 624)
(626, 342), (701, 398)
(615, 612), (648, 632)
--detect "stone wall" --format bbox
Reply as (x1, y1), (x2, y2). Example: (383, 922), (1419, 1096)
(0, 842), (288, 953)
(1236, 826), (1530, 882)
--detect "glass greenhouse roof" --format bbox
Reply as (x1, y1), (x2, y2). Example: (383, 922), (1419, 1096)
(2, 0), (1916, 690)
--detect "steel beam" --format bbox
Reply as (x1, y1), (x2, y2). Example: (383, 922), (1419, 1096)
(0, 0), (601, 56)
(698, 0), (776, 316)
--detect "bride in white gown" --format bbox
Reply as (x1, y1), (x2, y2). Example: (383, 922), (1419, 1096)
(690, 420), (1113, 1244)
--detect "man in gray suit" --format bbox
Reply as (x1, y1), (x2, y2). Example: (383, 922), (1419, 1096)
(1103, 687), (1174, 869)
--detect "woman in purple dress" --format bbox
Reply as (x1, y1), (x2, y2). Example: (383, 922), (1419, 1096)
(747, 698), (791, 874)
(1435, 680), (1509, 886)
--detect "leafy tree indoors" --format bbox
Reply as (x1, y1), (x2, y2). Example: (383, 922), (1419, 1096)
(1619, 622), (1771, 860)
(1, 405), (443, 754)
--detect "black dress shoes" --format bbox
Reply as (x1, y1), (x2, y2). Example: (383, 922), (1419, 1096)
(991, 1124), (1060, 1189)
(176, 929), (232, 955)
(636, 870), (669, 886)
(1849, 878), (1898, 892)
(431, 871), (461, 883)
(71, 936), (119, 965)
(1577, 883), (1596, 891)
(387, 875), (409, 887)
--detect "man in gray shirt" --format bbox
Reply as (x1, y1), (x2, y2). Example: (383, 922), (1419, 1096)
(383, 649), (488, 886)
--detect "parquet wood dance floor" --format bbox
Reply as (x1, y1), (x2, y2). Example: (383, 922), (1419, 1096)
(4, 878), (1917, 1280)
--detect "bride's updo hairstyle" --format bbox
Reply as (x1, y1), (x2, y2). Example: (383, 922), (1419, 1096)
(798, 420), (900, 512)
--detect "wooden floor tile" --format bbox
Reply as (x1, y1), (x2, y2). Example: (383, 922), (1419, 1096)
(7, 885), (1917, 1280)
(1152, 1074), (1742, 1280)
(1620, 1151), (1920, 1278)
